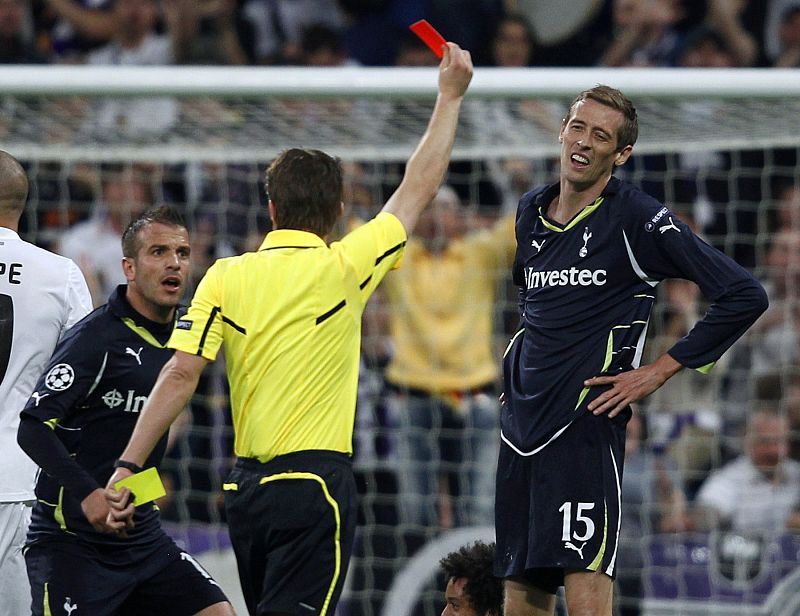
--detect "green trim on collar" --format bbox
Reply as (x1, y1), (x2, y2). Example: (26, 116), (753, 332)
(540, 196), (604, 232)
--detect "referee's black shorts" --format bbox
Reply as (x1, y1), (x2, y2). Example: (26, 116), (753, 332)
(25, 533), (228, 616)
(224, 450), (357, 616)
(494, 410), (629, 594)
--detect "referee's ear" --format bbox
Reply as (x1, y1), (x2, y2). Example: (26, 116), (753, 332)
(268, 200), (278, 229)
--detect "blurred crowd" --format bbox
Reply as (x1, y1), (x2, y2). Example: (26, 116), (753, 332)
(2, 0), (800, 69)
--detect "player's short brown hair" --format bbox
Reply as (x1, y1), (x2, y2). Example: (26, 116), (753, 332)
(265, 148), (343, 237)
(565, 84), (639, 151)
(121, 205), (187, 258)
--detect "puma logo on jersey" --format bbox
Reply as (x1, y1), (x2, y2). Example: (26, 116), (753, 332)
(30, 391), (49, 406)
(531, 239), (546, 253)
(125, 346), (143, 365)
(659, 217), (681, 234)
(565, 540), (587, 560)
(579, 227), (592, 257)
(64, 598), (78, 615)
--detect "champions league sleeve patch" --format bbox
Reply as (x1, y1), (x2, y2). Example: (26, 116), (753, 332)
(44, 363), (75, 391)
(176, 319), (193, 331)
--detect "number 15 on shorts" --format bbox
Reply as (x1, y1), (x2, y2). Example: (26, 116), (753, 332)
(559, 501), (596, 543)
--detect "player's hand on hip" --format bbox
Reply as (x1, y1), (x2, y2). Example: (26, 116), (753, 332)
(439, 43), (473, 100)
(584, 364), (667, 418)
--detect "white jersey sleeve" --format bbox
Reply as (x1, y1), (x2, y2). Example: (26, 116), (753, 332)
(0, 229), (92, 501)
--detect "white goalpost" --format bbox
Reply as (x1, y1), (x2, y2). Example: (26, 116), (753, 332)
(3, 66), (799, 616)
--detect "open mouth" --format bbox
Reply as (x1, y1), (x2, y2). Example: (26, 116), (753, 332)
(571, 153), (590, 167)
(162, 276), (181, 290)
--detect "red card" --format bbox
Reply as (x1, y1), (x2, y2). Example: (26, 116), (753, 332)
(410, 19), (447, 59)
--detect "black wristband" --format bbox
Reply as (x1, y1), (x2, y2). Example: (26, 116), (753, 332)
(114, 459), (144, 474)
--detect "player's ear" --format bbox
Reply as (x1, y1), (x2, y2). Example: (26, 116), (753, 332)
(121, 256), (135, 282)
(614, 144), (633, 167)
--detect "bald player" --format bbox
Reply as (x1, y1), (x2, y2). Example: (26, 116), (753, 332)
(0, 151), (92, 613)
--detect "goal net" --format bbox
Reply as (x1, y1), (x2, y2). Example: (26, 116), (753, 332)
(3, 65), (799, 616)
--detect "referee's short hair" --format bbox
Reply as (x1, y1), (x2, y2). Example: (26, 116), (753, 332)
(440, 541), (502, 615)
(265, 148), (343, 237)
(564, 84), (639, 151)
(122, 205), (187, 258)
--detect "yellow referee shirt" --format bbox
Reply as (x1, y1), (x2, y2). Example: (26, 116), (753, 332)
(168, 212), (407, 462)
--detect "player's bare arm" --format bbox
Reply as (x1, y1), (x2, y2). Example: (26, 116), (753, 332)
(585, 353), (683, 418)
(382, 42), (473, 232)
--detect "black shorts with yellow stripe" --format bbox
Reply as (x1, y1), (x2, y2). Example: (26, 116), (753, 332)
(224, 450), (357, 616)
(494, 410), (629, 594)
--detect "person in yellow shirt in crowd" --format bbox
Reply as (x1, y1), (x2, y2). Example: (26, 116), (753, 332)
(383, 184), (515, 528)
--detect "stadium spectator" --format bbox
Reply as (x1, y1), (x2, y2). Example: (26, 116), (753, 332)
(763, 0), (800, 65)
(183, 0), (256, 65)
(678, 25), (736, 67)
(42, 0), (115, 62)
(773, 5), (800, 66)
(486, 13), (537, 67)
(599, 0), (690, 67)
(749, 226), (800, 376)
(17, 206), (235, 616)
(383, 185), (514, 529)
(703, 0), (758, 66)
(59, 163), (152, 306)
(0, 0), (46, 63)
(241, 0), (345, 64)
(694, 404), (800, 533)
(299, 22), (350, 66)
(0, 151), (92, 616)
(107, 44), (473, 616)
(78, 0), (197, 136)
(496, 84), (768, 616)
(440, 541), (503, 616)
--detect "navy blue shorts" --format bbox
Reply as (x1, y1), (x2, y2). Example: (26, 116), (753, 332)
(224, 450), (357, 616)
(494, 410), (628, 593)
(25, 534), (228, 616)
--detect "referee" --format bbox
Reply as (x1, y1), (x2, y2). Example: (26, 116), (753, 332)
(108, 43), (473, 616)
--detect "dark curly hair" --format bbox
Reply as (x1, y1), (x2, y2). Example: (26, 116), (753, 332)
(440, 541), (502, 615)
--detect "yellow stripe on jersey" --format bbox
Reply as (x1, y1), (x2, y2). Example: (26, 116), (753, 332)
(43, 582), (52, 616)
(168, 213), (407, 462)
(260, 472), (342, 616)
(120, 317), (169, 349)
(54, 487), (67, 531)
(539, 197), (604, 232)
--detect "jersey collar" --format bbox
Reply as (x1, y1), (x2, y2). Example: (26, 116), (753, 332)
(536, 176), (621, 232)
(0, 227), (21, 240)
(108, 285), (176, 346)
(259, 229), (327, 251)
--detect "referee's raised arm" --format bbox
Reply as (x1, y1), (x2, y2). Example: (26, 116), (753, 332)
(381, 42), (473, 233)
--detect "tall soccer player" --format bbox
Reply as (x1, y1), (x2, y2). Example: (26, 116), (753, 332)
(17, 206), (234, 616)
(0, 151), (93, 614)
(496, 86), (768, 616)
(106, 43), (473, 616)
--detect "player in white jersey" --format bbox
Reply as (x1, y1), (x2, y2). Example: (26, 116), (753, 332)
(0, 151), (92, 614)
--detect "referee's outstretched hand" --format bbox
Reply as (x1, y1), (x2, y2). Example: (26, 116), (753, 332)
(438, 42), (473, 101)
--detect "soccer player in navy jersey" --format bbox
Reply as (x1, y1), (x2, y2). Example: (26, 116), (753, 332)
(495, 85), (768, 616)
(17, 206), (234, 616)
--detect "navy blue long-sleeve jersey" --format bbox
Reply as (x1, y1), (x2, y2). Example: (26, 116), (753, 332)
(18, 286), (176, 548)
(502, 177), (768, 454)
